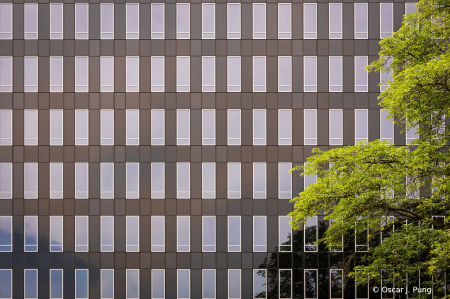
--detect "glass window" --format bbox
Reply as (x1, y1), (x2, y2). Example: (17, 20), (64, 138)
(126, 56), (139, 92)
(355, 56), (368, 92)
(24, 109), (38, 145)
(75, 270), (89, 299)
(202, 216), (216, 252)
(177, 109), (190, 145)
(380, 57), (393, 92)
(151, 109), (165, 145)
(0, 56), (12, 92)
(329, 4), (342, 39)
(279, 270), (292, 299)
(202, 270), (216, 299)
(50, 216), (63, 252)
(75, 4), (89, 39)
(227, 56), (241, 92)
(354, 4), (368, 39)
(152, 270), (165, 299)
(253, 216), (267, 252)
(304, 216), (318, 252)
(126, 109), (139, 145)
(151, 163), (165, 199)
(304, 109), (317, 145)
(177, 162), (190, 199)
(279, 216), (292, 252)
(202, 163), (215, 199)
(126, 4), (139, 39)
(0, 110), (12, 145)
(228, 109), (241, 145)
(50, 269), (63, 299)
(406, 124), (418, 145)
(24, 4), (38, 39)
(405, 3), (417, 13)
(329, 56), (343, 92)
(279, 162), (292, 199)
(330, 269), (343, 299)
(253, 269), (267, 299)
(253, 109), (266, 145)
(151, 56), (165, 92)
(432, 215), (445, 230)
(304, 172), (316, 190)
(278, 56), (292, 92)
(100, 163), (114, 199)
(101, 4), (114, 39)
(126, 163), (139, 199)
(355, 272), (369, 298)
(202, 4), (215, 39)
(101, 216), (114, 252)
(202, 56), (215, 92)
(50, 4), (63, 39)
(304, 270), (318, 299)
(329, 109), (343, 145)
(24, 216), (38, 252)
(303, 4), (317, 39)
(151, 4), (164, 39)
(355, 109), (368, 143)
(151, 216), (165, 252)
(0, 163), (12, 199)
(127, 269), (139, 299)
(278, 109), (292, 145)
(278, 4), (291, 39)
(101, 109), (114, 145)
(202, 109), (215, 145)
(177, 269), (190, 299)
(24, 269), (38, 299)
(50, 110), (63, 145)
(380, 109), (394, 143)
(227, 4), (241, 39)
(75, 57), (89, 92)
(50, 163), (63, 199)
(177, 4), (190, 39)
(101, 270), (114, 299)
(253, 56), (266, 92)
(177, 216), (190, 252)
(355, 221), (369, 252)
(24, 163), (38, 199)
(228, 270), (241, 299)
(0, 4), (12, 39)
(0, 270), (11, 299)
(75, 216), (89, 252)
(0, 216), (12, 252)
(304, 56), (317, 92)
(100, 56), (114, 92)
(24, 56), (38, 92)
(253, 163), (266, 199)
(177, 56), (190, 92)
(50, 57), (63, 92)
(253, 4), (266, 39)
(126, 216), (139, 252)
(380, 3), (393, 38)
(75, 110), (89, 145)
(228, 162), (241, 199)
(228, 216), (241, 252)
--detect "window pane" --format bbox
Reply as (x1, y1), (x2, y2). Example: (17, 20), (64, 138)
(127, 270), (139, 299)
(75, 4), (89, 39)
(24, 110), (38, 145)
(24, 56), (38, 92)
(151, 163), (165, 199)
(178, 270), (190, 299)
(278, 4), (291, 39)
(177, 216), (190, 252)
(24, 216), (38, 252)
(228, 110), (241, 145)
(253, 56), (266, 92)
(355, 109), (368, 143)
(50, 216), (63, 252)
(101, 4), (114, 39)
(355, 56), (368, 92)
(101, 216), (114, 252)
(304, 173), (316, 190)
(329, 56), (343, 92)
(0, 4), (13, 39)
(202, 109), (215, 145)
(304, 4), (317, 39)
(177, 57), (190, 92)
(380, 109), (394, 143)
(227, 4), (241, 39)
(228, 216), (241, 252)
(101, 110), (114, 145)
(253, 270), (266, 298)
(202, 56), (215, 92)
(228, 163), (241, 199)
(278, 162), (292, 199)
(24, 4), (38, 39)
(101, 270), (114, 299)
(75, 216), (89, 252)
(304, 109), (317, 145)
(177, 109), (190, 145)
(329, 109), (343, 145)
(152, 270), (165, 299)
(151, 57), (165, 91)
(126, 109), (139, 145)
(253, 216), (266, 252)
(24, 163), (38, 199)
(330, 270), (343, 299)
(380, 3), (393, 38)
(227, 56), (241, 92)
(202, 4), (215, 39)
(202, 163), (215, 199)
(304, 270), (317, 299)
(279, 270), (292, 299)
(228, 270), (241, 299)
(151, 109), (165, 145)
(50, 4), (63, 39)
(253, 110), (266, 145)
(202, 270), (216, 299)
(50, 57), (63, 92)
(0, 110), (12, 145)
(202, 216), (216, 252)
(126, 56), (139, 92)
(329, 4), (342, 39)
(253, 163), (266, 199)
(100, 57), (114, 92)
(304, 216), (317, 251)
(278, 56), (292, 92)
(279, 216), (292, 252)
(126, 163), (139, 199)
(0, 57), (12, 92)
(253, 4), (266, 39)
(75, 57), (89, 92)
(101, 163), (114, 199)
(50, 269), (63, 299)
(278, 109), (292, 145)
(75, 270), (89, 299)
(177, 162), (190, 199)
(0, 216), (12, 252)
(405, 3), (417, 14)
(152, 216), (165, 252)
(75, 163), (89, 199)
(151, 4), (165, 39)
(354, 4), (368, 39)
(304, 56), (317, 92)
(407, 124), (418, 145)
(25, 269), (38, 299)
(355, 221), (369, 252)
(177, 4), (190, 39)
(126, 4), (139, 39)
(0, 163), (12, 199)
(50, 110), (63, 145)
(50, 163), (63, 199)
(126, 216), (139, 252)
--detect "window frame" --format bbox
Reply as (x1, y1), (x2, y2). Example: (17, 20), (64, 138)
(329, 3), (342, 39)
(177, 269), (190, 299)
(24, 269), (38, 299)
(24, 216), (38, 252)
(50, 269), (64, 299)
(101, 269), (114, 299)
(355, 109), (369, 144)
(126, 109), (139, 146)
(202, 56), (216, 92)
(278, 3), (292, 39)
(151, 3), (165, 39)
(0, 216), (12, 252)
(253, 162), (267, 199)
(50, 3), (63, 39)
(354, 3), (368, 39)
(202, 269), (216, 299)
(278, 109), (292, 145)
(380, 3), (394, 39)
(100, 216), (114, 252)
(177, 216), (190, 252)
(100, 109), (115, 146)
(126, 216), (140, 252)
(202, 109), (215, 145)
(253, 56), (266, 92)
(227, 162), (241, 199)
(304, 216), (318, 252)
(253, 269), (267, 299)
(100, 3), (114, 39)
(227, 109), (241, 146)
(329, 56), (343, 92)
(304, 109), (318, 145)
(0, 163), (12, 199)
(126, 3), (139, 39)
(75, 3), (89, 39)
(75, 269), (89, 299)
(49, 162), (63, 199)
(177, 162), (190, 199)
(380, 109), (394, 144)
(75, 215), (89, 252)
(0, 56), (12, 92)
(24, 56), (38, 92)
(151, 269), (165, 299)
(279, 216), (292, 252)
(50, 109), (64, 146)
(151, 162), (165, 199)
(49, 216), (63, 252)
(176, 3), (190, 39)
(279, 269), (292, 299)
(304, 56), (317, 92)
(202, 216), (216, 252)
(253, 109), (266, 146)
(227, 216), (241, 252)
(151, 109), (165, 146)
(303, 3), (317, 39)
(0, 4), (13, 39)
(252, 3), (266, 39)
(227, 3), (241, 39)
(177, 109), (190, 145)
(126, 56), (139, 92)
(24, 163), (38, 199)
(202, 3), (215, 39)
(278, 56), (292, 92)
(227, 56), (241, 92)
(278, 162), (292, 199)
(228, 269), (241, 299)
(151, 56), (165, 92)
(330, 269), (344, 299)
(304, 269), (318, 299)
(126, 269), (140, 299)
(253, 216), (267, 252)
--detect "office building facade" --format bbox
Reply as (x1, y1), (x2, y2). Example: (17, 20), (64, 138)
(0, 1), (419, 298)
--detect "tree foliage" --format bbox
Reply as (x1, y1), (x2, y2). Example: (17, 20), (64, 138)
(289, 0), (450, 297)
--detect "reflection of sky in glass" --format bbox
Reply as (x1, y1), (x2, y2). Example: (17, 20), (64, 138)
(254, 163), (266, 193)
(254, 217), (266, 246)
(177, 163), (190, 192)
(202, 5), (215, 32)
(228, 270), (240, 299)
(177, 270), (190, 299)
(253, 4), (265, 33)
(177, 4), (189, 33)
(203, 270), (215, 299)
(101, 270), (114, 299)
(254, 110), (266, 139)
(127, 270), (139, 299)
(101, 217), (114, 246)
(279, 163), (292, 195)
(228, 163), (240, 194)
(101, 164), (114, 193)
(228, 4), (240, 33)
(152, 217), (164, 246)
(152, 5), (164, 33)
(279, 216), (291, 246)
(25, 270), (38, 299)
(50, 217), (63, 246)
(127, 163), (139, 195)
(0, 217), (11, 246)
(101, 4), (114, 32)
(152, 111), (164, 138)
(202, 57), (215, 86)
(76, 217), (88, 246)
(177, 217), (189, 246)
(203, 163), (215, 193)
(177, 111), (190, 139)
(203, 217), (215, 246)
(228, 111), (240, 139)
(279, 111), (292, 140)
(228, 217), (240, 246)
(152, 163), (164, 193)
(253, 58), (266, 86)
(0, 270), (11, 298)
(152, 270), (165, 298)
(76, 270), (88, 299)
(50, 270), (63, 299)
(127, 5), (139, 33)
(253, 270), (266, 298)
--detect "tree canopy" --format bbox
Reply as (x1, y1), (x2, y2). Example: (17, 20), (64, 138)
(289, 0), (450, 297)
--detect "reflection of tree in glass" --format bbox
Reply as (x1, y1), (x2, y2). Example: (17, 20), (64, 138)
(279, 233), (292, 252)
(304, 270), (317, 298)
(279, 270), (292, 298)
(304, 225), (317, 251)
(254, 269), (267, 298)
(330, 270), (343, 298)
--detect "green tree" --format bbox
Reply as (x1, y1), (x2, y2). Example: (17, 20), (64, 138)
(289, 0), (450, 297)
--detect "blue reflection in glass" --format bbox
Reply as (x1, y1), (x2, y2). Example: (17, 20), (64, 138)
(50, 270), (63, 299)
(0, 270), (12, 298)
(25, 270), (38, 299)
(177, 269), (190, 299)
(202, 270), (215, 299)
(76, 270), (89, 299)
(152, 270), (165, 299)
(127, 270), (139, 299)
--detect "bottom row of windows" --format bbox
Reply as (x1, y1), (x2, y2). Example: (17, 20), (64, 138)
(0, 269), (348, 299)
